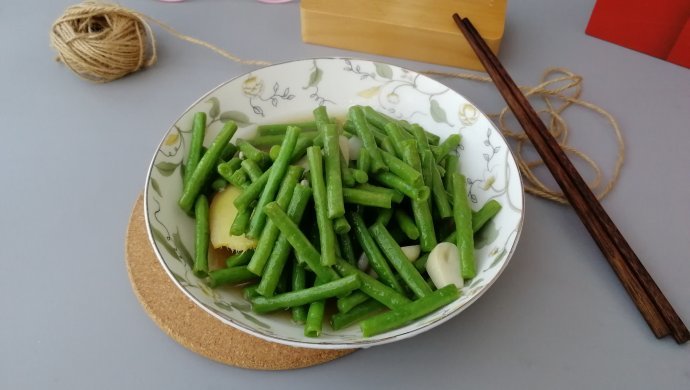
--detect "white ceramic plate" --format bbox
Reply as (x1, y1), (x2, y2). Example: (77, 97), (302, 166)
(144, 58), (524, 349)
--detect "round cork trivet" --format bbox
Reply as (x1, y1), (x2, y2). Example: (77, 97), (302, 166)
(125, 194), (356, 370)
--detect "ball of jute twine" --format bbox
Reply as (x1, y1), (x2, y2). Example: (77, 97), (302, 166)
(50, 2), (157, 82)
(49, 1), (270, 82)
(49, 2), (624, 204)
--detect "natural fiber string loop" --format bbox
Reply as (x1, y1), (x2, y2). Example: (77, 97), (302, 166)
(423, 68), (625, 204)
(50, 2), (624, 203)
(50, 2), (157, 82)
(50, 1), (270, 82)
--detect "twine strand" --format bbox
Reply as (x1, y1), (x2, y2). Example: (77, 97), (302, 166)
(423, 68), (625, 204)
(49, 1), (624, 204)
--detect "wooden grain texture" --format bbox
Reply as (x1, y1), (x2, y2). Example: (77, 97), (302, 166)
(452, 14), (690, 344)
(300, 0), (506, 70)
(125, 195), (356, 370)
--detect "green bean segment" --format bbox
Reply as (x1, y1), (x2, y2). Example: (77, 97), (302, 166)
(247, 126), (300, 238)
(307, 146), (338, 266)
(342, 188), (392, 208)
(179, 121), (238, 213)
(247, 165), (303, 276)
(251, 275), (360, 313)
(333, 259), (410, 310)
(331, 300), (385, 331)
(184, 112), (206, 188)
(349, 212), (403, 293)
(349, 106), (387, 173)
(226, 250), (255, 268)
(324, 124), (345, 218)
(208, 266), (257, 288)
(192, 195), (210, 277)
(256, 185), (313, 297)
(452, 173), (476, 279)
(263, 202), (338, 282)
(337, 290), (370, 314)
(369, 222), (432, 299)
(360, 285), (459, 337)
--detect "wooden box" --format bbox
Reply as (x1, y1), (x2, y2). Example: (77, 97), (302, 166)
(300, 0), (506, 71)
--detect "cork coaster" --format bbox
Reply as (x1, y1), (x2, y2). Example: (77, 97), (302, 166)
(125, 194), (356, 370)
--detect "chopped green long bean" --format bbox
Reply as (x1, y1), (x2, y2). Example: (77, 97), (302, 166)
(393, 210), (420, 240)
(291, 260), (308, 323)
(251, 275), (360, 314)
(401, 141), (437, 251)
(305, 277), (326, 337)
(338, 232), (357, 265)
(228, 168), (250, 188)
(237, 139), (272, 167)
(240, 159), (264, 182)
(472, 199), (502, 232)
(373, 172), (430, 202)
(380, 150), (423, 186)
(360, 285), (459, 337)
(179, 121), (238, 213)
(192, 195), (210, 277)
(349, 212), (403, 293)
(444, 153), (459, 195)
(247, 126), (300, 238)
(263, 202), (339, 282)
(256, 185), (313, 297)
(383, 122), (407, 159)
(208, 266), (257, 288)
(230, 205), (252, 236)
(357, 149), (371, 173)
(349, 106), (387, 173)
(184, 112), (206, 188)
(336, 290), (370, 314)
(331, 299), (386, 331)
(307, 146), (337, 266)
(355, 183), (404, 204)
(333, 259), (410, 310)
(375, 208), (394, 226)
(452, 173), (475, 279)
(323, 124), (345, 218)
(430, 156), (453, 218)
(342, 187), (392, 208)
(226, 249), (255, 268)
(247, 165), (303, 276)
(232, 167), (271, 210)
(433, 134), (461, 162)
(369, 222), (432, 298)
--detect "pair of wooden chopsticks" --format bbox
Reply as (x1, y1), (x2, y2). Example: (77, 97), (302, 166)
(452, 13), (689, 344)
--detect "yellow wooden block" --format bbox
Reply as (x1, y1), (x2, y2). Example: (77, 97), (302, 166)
(300, 0), (506, 71)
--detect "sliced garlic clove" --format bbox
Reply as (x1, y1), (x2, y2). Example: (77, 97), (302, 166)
(348, 136), (362, 160)
(426, 242), (464, 289)
(400, 245), (421, 261)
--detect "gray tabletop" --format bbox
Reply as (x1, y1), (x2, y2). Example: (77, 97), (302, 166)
(2, 0), (689, 388)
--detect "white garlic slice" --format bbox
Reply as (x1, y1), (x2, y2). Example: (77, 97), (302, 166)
(400, 245), (421, 262)
(426, 242), (464, 289)
(347, 136), (362, 160)
(339, 135), (351, 162)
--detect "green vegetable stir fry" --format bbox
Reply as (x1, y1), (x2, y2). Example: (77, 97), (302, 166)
(178, 105), (501, 337)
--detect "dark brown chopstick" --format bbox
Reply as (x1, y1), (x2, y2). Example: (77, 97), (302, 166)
(452, 13), (689, 343)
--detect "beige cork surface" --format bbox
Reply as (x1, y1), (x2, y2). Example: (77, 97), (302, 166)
(125, 194), (356, 370)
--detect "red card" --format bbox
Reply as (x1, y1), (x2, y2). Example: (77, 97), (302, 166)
(585, 0), (690, 68)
